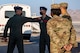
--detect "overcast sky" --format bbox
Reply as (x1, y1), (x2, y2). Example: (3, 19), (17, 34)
(0, 0), (80, 15)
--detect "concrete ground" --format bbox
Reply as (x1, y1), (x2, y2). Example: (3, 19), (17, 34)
(0, 33), (80, 53)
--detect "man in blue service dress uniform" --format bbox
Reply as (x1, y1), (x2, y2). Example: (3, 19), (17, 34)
(2, 6), (36, 53)
(39, 7), (51, 53)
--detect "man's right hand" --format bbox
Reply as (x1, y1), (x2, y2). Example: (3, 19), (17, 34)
(2, 37), (7, 42)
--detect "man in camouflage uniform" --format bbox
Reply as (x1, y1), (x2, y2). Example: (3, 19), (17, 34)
(47, 4), (76, 53)
(60, 2), (77, 47)
(60, 2), (72, 21)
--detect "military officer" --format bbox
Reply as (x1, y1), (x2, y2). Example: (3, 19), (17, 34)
(30, 7), (51, 53)
(47, 4), (76, 53)
(60, 2), (77, 47)
(2, 6), (35, 53)
(60, 2), (72, 21)
(39, 7), (51, 53)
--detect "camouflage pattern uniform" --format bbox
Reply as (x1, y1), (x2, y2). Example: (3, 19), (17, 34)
(47, 15), (76, 53)
(61, 15), (77, 47)
(60, 2), (77, 47)
(60, 2), (72, 21)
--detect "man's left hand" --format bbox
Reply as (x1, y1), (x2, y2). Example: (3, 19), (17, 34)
(64, 44), (72, 51)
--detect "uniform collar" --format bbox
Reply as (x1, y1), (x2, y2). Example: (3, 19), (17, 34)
(14, 14), (22, 16)
(53, 15), (59, 18)
(41, 15), (48, 19)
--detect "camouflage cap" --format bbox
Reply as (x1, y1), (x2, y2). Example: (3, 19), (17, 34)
(51, 4), (60, 9)
(60, 2), (68, 8)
